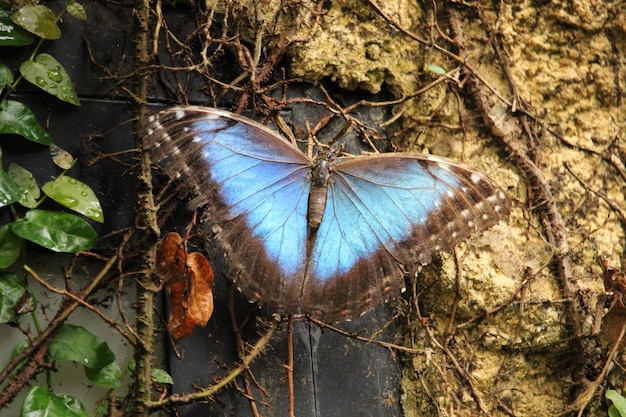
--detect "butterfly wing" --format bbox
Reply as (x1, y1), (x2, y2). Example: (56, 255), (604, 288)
(302, 154), (510, 320)
(142, 107), (313, 311)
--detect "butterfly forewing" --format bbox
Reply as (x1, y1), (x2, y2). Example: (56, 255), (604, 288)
(143, 106), (511, 322)
(143, 107), (313, 311)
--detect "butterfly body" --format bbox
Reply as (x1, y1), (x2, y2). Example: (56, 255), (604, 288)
(143, 106), (510, 322)
(307, 152), (332, 229)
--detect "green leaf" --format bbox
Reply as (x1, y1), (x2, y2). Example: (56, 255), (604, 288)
(49, 324), (115, 369)
(0, 99), (52, 145)
(11, 4), (61, 40)
(11, 338), (29, 358)
(85, 361), (122, 388)
(424, 63), (447, 75)
(10, 209), (97, 253)
(607, 390), (626, 417)
(93, 400), (109, 417)
(10, 339), (29, 369)
(151, 367), (174, 385)
(0, 14), (33, 46)
(0, 62), (14, 93)
(20, 54), (80, 106)
(610, 405), (621, 417)
(42, 176), (103, 223)
(66, 2), (87, 20)
(0, 169), (20, 207)
(127, 360), (174, 385)
(21, 386), (87, 417)
(0, 224), (22, 268)
(8, 162), (40, 208)
(0, 272), (25, 323)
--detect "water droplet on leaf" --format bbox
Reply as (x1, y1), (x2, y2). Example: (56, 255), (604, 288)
(47, 67), (63, 82)
(56, 194), (78, 207)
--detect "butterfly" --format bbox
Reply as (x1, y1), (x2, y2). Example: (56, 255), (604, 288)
(142, 106), (511, 322)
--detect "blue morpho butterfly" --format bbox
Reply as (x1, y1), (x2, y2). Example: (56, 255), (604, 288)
(142, 106), (511, 322)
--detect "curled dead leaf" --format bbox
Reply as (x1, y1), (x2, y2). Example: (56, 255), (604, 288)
(155, 232), (214, 339)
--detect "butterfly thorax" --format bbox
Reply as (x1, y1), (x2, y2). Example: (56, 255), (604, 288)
(307, 152), (333, 229)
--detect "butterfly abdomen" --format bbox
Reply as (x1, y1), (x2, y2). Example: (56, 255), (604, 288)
(307, 155), (332, 228)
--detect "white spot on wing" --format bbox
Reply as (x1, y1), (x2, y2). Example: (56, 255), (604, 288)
(436, 162), (451, 172)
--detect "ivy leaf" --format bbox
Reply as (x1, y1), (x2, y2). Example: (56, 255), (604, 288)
(20, 54), (80, 106)
(66, 1), (87, 20)
(11, 4), (61, 40)
(8, 162), (40, 208)
(10, 339), (30, 373)
(0, 99), (52, 145)
(423, 63), (447, 75)
(0, 62), (14, 93)
(126, 361), (174, 385)
(0, 12), (34, 46)
(0, 169), (20, 208)
(10, 209), (97, 253)
(42, 176), (104, 223)
(50, 143), (75, 169)
(0, 272), (25, 323)
(84, 361), (122, 388)
(21, 386), (87, 417)
(607, 390), (626, 417)
(49, 324), (115, 370)
(0, 224), (22, 268)
(151, 367), (174, 385)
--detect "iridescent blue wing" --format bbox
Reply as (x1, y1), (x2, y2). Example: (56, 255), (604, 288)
(302, 154), (510, 320)
(142, 107), (313, 311)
